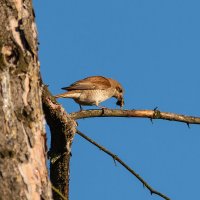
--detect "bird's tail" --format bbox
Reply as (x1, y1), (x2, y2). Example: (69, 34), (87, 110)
(54, 93), (69, 98)
(54, 91), (80, 99)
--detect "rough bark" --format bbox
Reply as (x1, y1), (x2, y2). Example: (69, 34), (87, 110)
(0, 0), (52, 199)
(42, 86), (77, 200)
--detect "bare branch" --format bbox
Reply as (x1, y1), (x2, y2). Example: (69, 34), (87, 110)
(42, 86), (77, 199)
(76, 130), (170, 200)
(70, 109), (200, 125)
(51, 185), (67, 200)
(45, 88), (199, 200)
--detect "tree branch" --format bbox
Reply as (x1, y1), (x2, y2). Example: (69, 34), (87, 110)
(42, 86), (77, 200)
(76, 129), (170, 200)
(44, 88), (200, 199)
(51, 185), (67, 200)
(70, 109), (200, 125)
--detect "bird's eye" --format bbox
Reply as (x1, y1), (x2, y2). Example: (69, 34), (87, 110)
(116, 86), (123, 93)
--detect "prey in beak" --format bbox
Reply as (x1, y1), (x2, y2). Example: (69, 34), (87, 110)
(116, 98), (124, 109)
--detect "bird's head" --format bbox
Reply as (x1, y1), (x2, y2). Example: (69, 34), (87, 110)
(109, 79), (124, 108)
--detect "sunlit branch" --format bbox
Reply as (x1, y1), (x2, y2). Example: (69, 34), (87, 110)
(70, 109), (200, 125)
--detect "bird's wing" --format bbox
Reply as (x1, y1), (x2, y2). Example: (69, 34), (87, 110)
(62, 76), (111, 91)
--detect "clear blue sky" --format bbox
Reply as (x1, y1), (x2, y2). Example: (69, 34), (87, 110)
(33, 0), (200, 199)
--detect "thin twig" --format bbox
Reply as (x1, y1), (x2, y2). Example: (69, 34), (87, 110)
(51, 184), (67, 200)
(76, 129), (170, 200)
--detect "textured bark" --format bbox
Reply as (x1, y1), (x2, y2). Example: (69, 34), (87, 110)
(42, 86), (77, 200)
(0, 0), (52, 199)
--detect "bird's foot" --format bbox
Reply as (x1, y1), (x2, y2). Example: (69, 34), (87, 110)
(79, 105), (83, 112)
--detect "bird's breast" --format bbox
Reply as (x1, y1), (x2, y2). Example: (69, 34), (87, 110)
(75, 89), (114, 105)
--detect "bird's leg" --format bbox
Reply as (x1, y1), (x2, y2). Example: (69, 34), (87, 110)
(96, 105), (105, 115)
(79, 104), (83, 111)
(96, 104), (108, 115)
(97, 105), (108, 109)
(96, 102), (108, 110)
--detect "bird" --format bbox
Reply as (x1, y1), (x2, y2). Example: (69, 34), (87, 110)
(54, 75), (124, 110)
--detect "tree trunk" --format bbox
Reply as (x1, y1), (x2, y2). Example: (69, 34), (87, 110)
(0, 0), (52, 199)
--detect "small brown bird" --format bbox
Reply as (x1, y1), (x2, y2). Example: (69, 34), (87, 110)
(55, 76), (124, 110)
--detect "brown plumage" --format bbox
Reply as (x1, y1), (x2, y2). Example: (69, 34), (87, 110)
(55, 76), (124, 110)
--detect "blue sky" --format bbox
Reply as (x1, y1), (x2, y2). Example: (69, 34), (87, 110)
(33, 0), (200, 199)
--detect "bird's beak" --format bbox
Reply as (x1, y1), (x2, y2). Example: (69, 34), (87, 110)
(116, 97), (124, 109)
